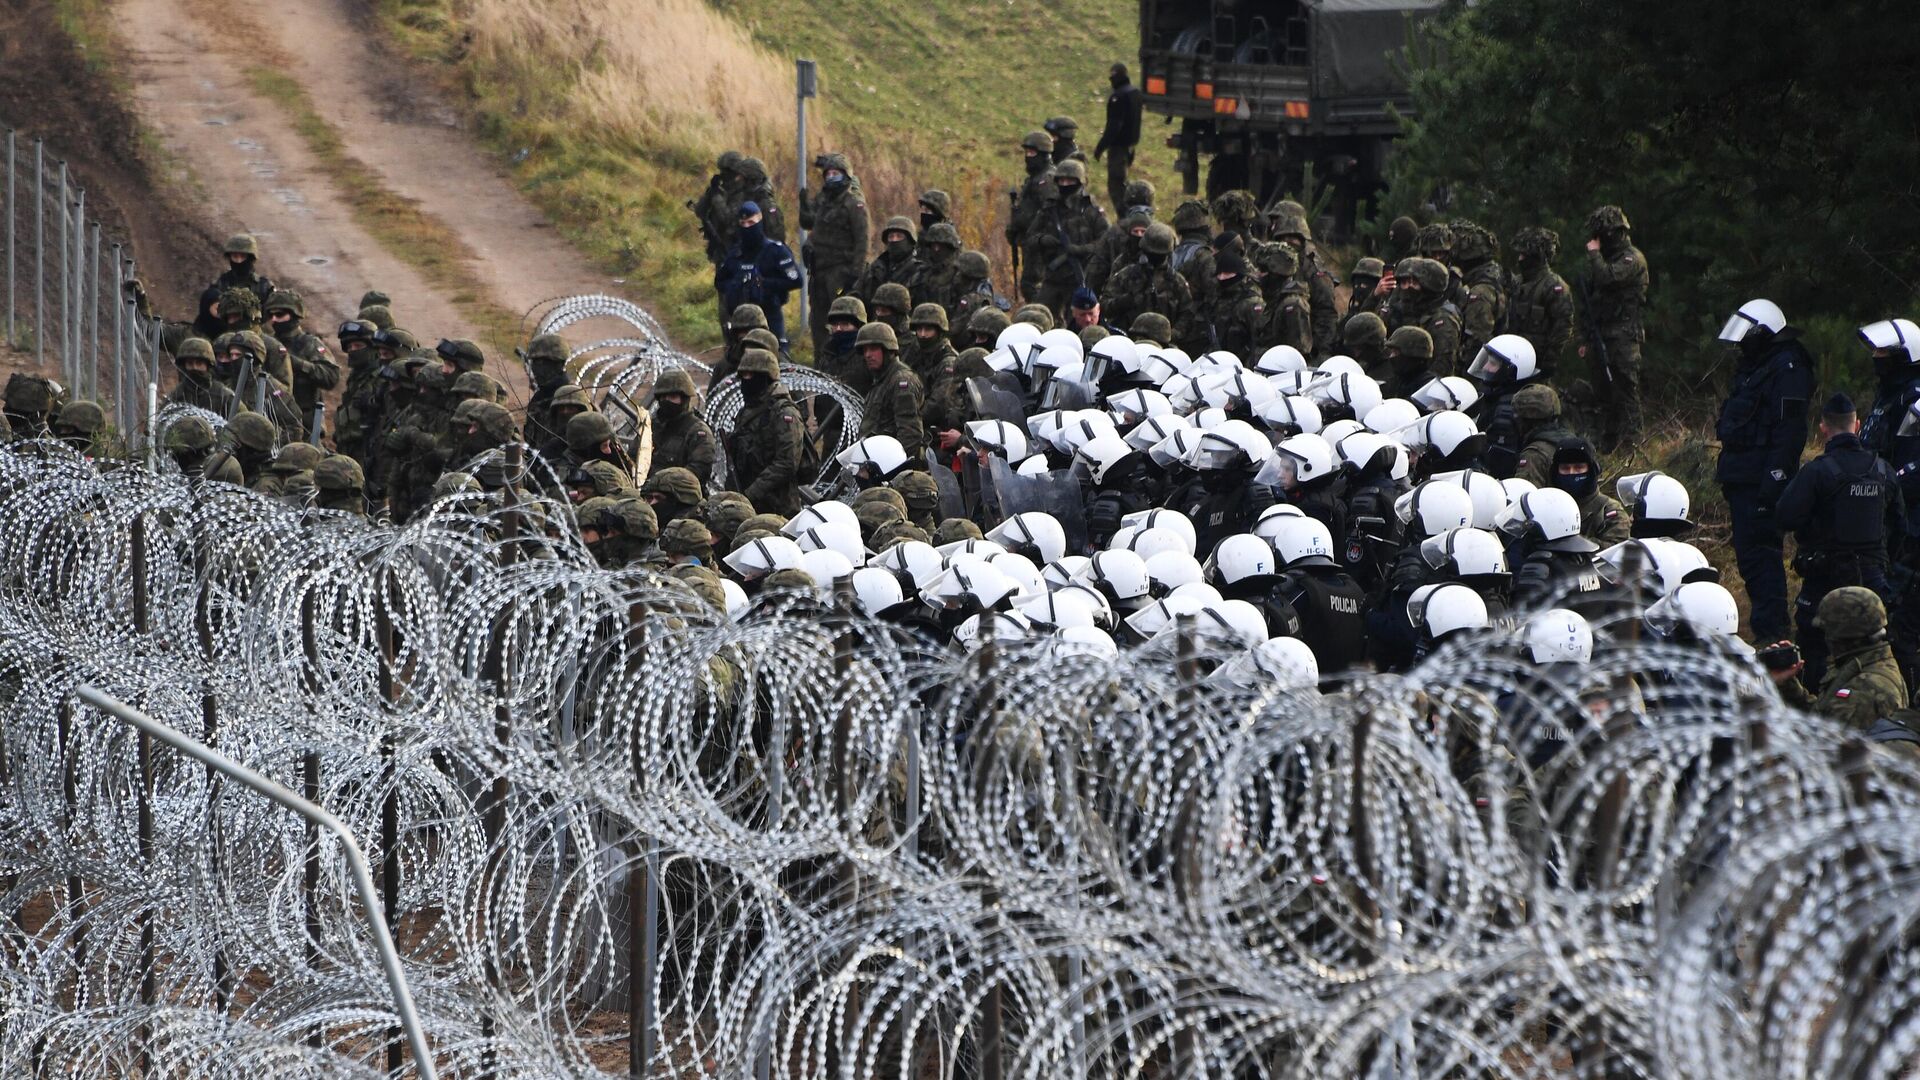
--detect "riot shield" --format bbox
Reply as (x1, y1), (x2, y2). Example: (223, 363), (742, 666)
(967, 374), (1027, 429)
(985, 455), (1090, 555)
(926, 451), (969, 521)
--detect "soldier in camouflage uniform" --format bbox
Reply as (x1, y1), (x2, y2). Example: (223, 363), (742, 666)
(216, 287), (295, 390)
(946, 252), (1001, 344)
(798, 152), (869, 355)
(649, 369), (716, 487)
(722, 156), (785, 248)
(1580, 205), (1651, 446)
(1342, 312), (1389, 378)
(1085, 179), (1155, 294)
(725, 348), (807, 516)
(1414, 222), (1470, 310)
(384, 364), (456, 522)
(868, 283), (914, 343)
(698, 491), (756, 551)
(641, 466), (705, 528)
(1541, 434), (1632, 544)
(890, 470), (941, 531)
(1387, 258), (1462, 376)
(817, 295), (871, 394)
(256, 442), (324, 500)
(1168, 199), (1216, 312)
(167, 415), (243, 484)
(660, 518), (717, 567)
(1379, 326), (1435, 401)
(905, 304), (958, 385)
(1511, 384), (1575, 488)
(204, 411), (279, 489)
(167, 338), (237, 415)
(1101, 222), (1194, 344)
(709, 304), (770, 387)
(853, 216), (920, 306)
(334, 319), (384, 469)
(1507, 227), (1576, 378)
(1253, 242), (1313, 357)
(962, 307), (1012, 352)
(521, 333), (573, 451)
(1044, 116), (1087, 165)
(691, 150), (743, 265)
(565, 459), (635, 504)
(1347, 257), (1388, 321)
(562, 410), (639, 479)
(917, 189), (952, 232)
(578, 495), (661, 569)
(534, 384), (593, 472)
(924, 346), (994, 448)
(908, 222), (965, 313)
(215, 234), (276, 308)
(1777, 587), (1909, 728)
(1449, 221), (1508, 363)
(854, 323), (927, 464)
(1025, 160), (1109, 321)
(222, 330), (305, 442)
(1270, 213), (1341, 361)
(264, 290), (340, 426)
(311, 455), (368, 516)
(1203, 250), (1264, 358)
(1007, 130), (1057, 303)
(52, 401), (107, 458)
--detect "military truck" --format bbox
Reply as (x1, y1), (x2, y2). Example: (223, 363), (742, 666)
(1138, 0), (1443, 236)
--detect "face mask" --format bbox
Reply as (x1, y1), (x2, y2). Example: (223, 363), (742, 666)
(1025, 154), (1049, 176)
(1143, 251), (1168, 269)
(925, 245), (955, 267)
(823, 171), (848, 190)
(920, 211), (939, 230)
(1553, 470), (1597, 501)
(886, 237), (913, 259)
(740, 375), (772, 403)
(1057, 183), (1081, 200)
(829, 329), (857, 353)
(1111, 73), (1126, 89)
(656, 398), (686, 421)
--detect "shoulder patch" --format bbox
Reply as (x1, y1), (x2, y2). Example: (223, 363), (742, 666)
(1836, 688), (1852, 699)
(897, 379), (911, 389)
(781, 414), (797, 424)
(1551, 285), (1565, 294)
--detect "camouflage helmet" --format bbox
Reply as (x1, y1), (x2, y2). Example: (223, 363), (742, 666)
(1124, 179), (1156, 209)
(450, 370), (505, 404)
(932, 518), (983, 545)
(1045, 115), (1079, 136)
(565, 410), (615, 453)
(1512, 384), (1563, 423)
(762, 568), (817, 592)
(432, 471), (484, 501)
(1351, 256), (1386, 281)
(223, 233), (259, 257)
(855, 322), (899, 352)
(871, 521), (931, 548)
(580, 496), (660, 542)
(921, 222), (961, 250)
(1078, 325), (1110, 349)
(1271, 198), (1308, 220)
(1450, 221), (1497, 263)
(524, 332), (567, 363)
(855, 500), (905, 536)
(717, 149), (744, 173)
(1012, 303), (1054, 331)
(53, 399), (107, 436)
(1405, 257), (1450, 294)
(375, 327), (419, 354)
(175, 337), (216, 364)
(642, 465), (705, 506)
(826, 295), (868, 325)
(1020, 130), (1054, 153)
(1171, 199), (1211, 232)
(1386, 325), (1434, 360)
(880, 216), (918, 243)
(653, 369), (698, 399)
(1272, 213), (1313, 243)
(661, 517), (716, 556)
(226, 411), (277, 453)
(736, 348), (780, 378)
(1053, 159), (1089, 184)
(967, 307), (1011, 340)
(734, 156), (769, 183)
(414, 363), (451, 394)
(357, 304), (395, 330)
(1388, 215), (1418, 248)
(1586, 205), (1631, 235)
(909, 303), (949, 332)
(1511, 226), (1561, 260)
(165, 415), (217, 452)
(466, 400), (517, 443)
(740, 327), (782, 355)
(1342, 311), (1388, 348)
(450, 397), (490, 427)
(551, 384), (594, 411)
(729, 304), (769, 332)
(738, 513), (789, 537)
(1814, 585), (1887, 639)
(1129, 311), (1173, 346)
(437, 338), (487, 372)
(701, 496), (757, 543)
(270, 441), (325, 474)
(1255, 242), (1300, 277)
(853, 485), (909, 516)
(358, 289), (391, 310)
(1141, 223), (1177, 256)
(1414, 222), (1454, 254)
(232, 330), (268, 360)
(889, 469), (940, 510)
(313, 455), (366, 491)
(1211, 190), (1259, 229)
(871, 282), (912, 315)
(264, 289), (304, 317)
(814, 152), (851, 174)
(917, 189), (951, 217)
(569, 459), (632, 496)
(218, 287), (261, 320)
(671, 564), (727, 610)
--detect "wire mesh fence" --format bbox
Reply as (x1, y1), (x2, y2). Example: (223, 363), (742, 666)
(2, 127), (163, 444)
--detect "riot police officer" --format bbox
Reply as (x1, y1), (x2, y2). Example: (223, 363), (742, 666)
(1776, 393), (1906, 686)
(1713, 298), (1816, 643)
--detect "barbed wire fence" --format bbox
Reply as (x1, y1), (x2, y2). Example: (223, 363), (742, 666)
(2, 128), (163, 444)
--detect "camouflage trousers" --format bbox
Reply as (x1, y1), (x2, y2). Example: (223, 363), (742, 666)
(1598, 332), (1641, 446)
(1105, 150), (1132, 219)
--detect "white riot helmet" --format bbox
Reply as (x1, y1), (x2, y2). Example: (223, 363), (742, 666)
(798, 548), (856, 595)
(1136, 349), (1185, 386)
(1860, 317), (1920, 366)
(1336, 430), (1409, 481)
(1467, 334), (1538, 383)
(836, 435), (909, 479)
(1255, 394), (1323, 436)
(1395, 480), (1476, 536)
(1014, 455), (1051, 477)
(1429, 468), (1511, 529)
(1615, 471), (1694, 537)
(1419, 527), (1510, 582)
(783, 501), (860, 538)
(1077, 549), (1152, 609)
(1121, 509), (1198, 552)
(1493, 486), (1584, 542)
(1185, 420), (1275, 471)
(953, 610), (1033, 651)
(793, 520), (866, 565)
(1251, 502), (1307, 545)
(990, 551), (1047, 600)
(1089, 333), (1140, 376)
(1205, 533), (1279, 588)
(1411, 375), (1479, 414)
(723, 534), (807, 581)
(1016, 584), (1102, 631)
(1362, 398), (1421, 435)
(921, 561), (1019, 613)
(1144, 549), (1206, 596)
(1193, 349), (1242, 372)
(1200, 369), (1278, 412)
(1075, 432), (1137, 484)
(1125, 413), (1191, 451)
(1645, 580), (1739, 639)
(848, 566), (906, 616)
(1123, 591), (1209, 639)
(1598, 537), (1717, 595)
(1270, 516), (1336, 568)
(1114, 525), (1189, 562)
(1500, 477), (1538, 502)
(1255, 344), (1309, 374)
(720, 578), (750, 620)
(1718, 298), (1785, 343)
(1269, 433), (1336, 487)
(1107, 388), (1172, 424)
(1210, 634), (1320, 691)
(1399, 411), (1485, 463)
(996, 321), (1044, 354)
(986, 512), (1067, 564)
(1320, 418), (1367, 446)
(966, 419), (1029, 460)
(868, 539), (945, 591)
(1187, 599), (1269, 648)
(1315, 355), (1366, 380)
(1044, 555), (1092, 590)
(1159, 371), (1208, 412)
(1523, 608), (1594, 664)
(1055, 624), (1119, 659)
(1408, 582), (1489, 641)
(1307, 372), (1384, 419)
(1147, 427), (1209, 468)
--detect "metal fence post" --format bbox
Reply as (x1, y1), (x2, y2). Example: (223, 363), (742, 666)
(6, 129), (14, 346)
(88, 222), (101, 401)
(58, 166), (68, 380)
(112, 245), (124, 434)
(34, 141), (43, 365)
